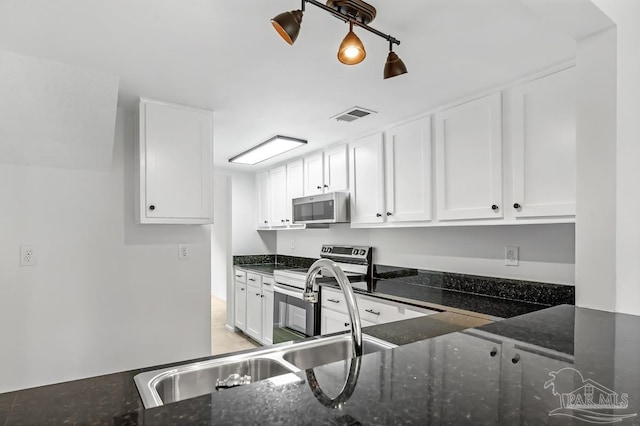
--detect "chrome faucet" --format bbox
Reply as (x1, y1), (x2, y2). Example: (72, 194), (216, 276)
(303, 259), (363, 357)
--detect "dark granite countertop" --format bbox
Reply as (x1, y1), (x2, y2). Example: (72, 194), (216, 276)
(4, 305), (638, 425)
(233, 263), (283, 276)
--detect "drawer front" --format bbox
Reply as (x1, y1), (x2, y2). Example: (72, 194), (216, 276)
(262, 276), (274, 293)
(357, 295), (404, 324)
(246, 272), (262, 286)
(234, 269), (247, 283)
(321, 287), (348, 314)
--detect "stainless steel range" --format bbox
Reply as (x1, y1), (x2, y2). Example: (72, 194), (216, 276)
(272, 245), (372, 344)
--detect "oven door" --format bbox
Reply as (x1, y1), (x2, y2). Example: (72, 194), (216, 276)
(273, 284), (319, 344)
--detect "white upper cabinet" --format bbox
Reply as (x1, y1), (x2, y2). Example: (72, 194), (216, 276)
(269, 165), (288, 227)
(350, 133), (385, 224)
(324, 144), (349, 192)
(435, 93), (503, 221)
(256, 170), (270, 228)
(303, 152), (324, 195)
(137, 98), (213, 224)
(286, 159), (304, 225)
(510, 67), (576, 218)
(385, 117), (432, 223)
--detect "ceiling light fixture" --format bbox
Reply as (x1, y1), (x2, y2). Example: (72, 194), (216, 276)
(337, 21), (366, 65)
(271, 0), (407, 79)
(228, 135), (307, 165)
(384, 41), (408, 79)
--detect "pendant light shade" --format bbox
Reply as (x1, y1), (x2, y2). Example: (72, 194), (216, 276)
(383, 51), (408, 79)
(337, 22), (366, 65)
(271, 9), (303, 45)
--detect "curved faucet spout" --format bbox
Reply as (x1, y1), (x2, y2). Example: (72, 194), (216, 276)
(304, 258), (363, 357)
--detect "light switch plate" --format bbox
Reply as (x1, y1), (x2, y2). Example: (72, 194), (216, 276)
(505, 246), (519, 266)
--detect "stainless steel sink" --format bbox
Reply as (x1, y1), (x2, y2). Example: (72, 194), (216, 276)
(281, 334), (395, 370)
(152, 358), (294, 405)
(134, 333), (396, 408)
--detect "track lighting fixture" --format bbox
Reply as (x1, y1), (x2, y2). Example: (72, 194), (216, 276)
(384, 41), (408, 79)
(271, 0), (407, 79)
(337, 22), (366, 65)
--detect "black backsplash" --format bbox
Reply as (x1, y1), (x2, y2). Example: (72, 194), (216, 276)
(373, 264), (574, 306)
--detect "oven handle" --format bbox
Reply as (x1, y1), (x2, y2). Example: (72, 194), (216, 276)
(273, 284), (308, 301)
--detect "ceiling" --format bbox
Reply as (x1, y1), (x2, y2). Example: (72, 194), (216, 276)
(0, 0), (577, 170)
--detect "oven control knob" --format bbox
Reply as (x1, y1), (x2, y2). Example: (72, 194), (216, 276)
(352, 249), (358, 255)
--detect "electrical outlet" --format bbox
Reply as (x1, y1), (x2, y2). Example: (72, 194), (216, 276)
(178, 244), (190, 261)
(20, 245), (37, 266)
(290, 240), (295, 249)
(505, 246), (519, 266)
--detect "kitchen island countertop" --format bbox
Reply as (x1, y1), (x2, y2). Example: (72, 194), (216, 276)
(2, 305), (639, 425)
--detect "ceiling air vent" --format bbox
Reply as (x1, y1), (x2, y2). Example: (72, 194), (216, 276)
(331, 106), (377, 123)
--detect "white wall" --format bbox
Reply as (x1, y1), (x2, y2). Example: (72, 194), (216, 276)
(590, 0), (640, 316)
(574, 28), (617, 311)
(0, 108), (211, 393)
(225, 169), (276, 255)
(277, 223), (575, 285)
(211, 174), (230, 300)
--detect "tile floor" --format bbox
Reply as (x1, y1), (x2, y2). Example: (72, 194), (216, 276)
(211, 296), (259, 356)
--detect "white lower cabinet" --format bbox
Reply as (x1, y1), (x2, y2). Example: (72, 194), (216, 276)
(261, 278), (274, 345)
(234, 281), (247, 331)
(320, 287), (436, 334)
(245, 281), (263, 341)
(233, 269), (275, 345)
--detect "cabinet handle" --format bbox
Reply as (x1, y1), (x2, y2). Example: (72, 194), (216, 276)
(263, 220), (268, 224)
(264, 282), (271, 286)
(281, 219), (285, 223)
(317, 185), (322, 190)
(386, 212), (392, 216)
(376, 213), (382, 217)
(149, 205), (155, 211)
(491, 205), (499, 211)
(248, 278), (256, 282)
(344, 323), (350, 327)
(255, 293), (260, 296)
(240, 288), (245, 291)
(285, 219), (290, 222)
(511, 354), (521, 364)
(261, 294), (264, 298)
(327, 298), (340, 303)
(235, 275), (242, 278)
(490, 347), (498, 357)
(513, 203), (521, 209)
(365, 309), (381, 316)
(323, 184), (329, 188)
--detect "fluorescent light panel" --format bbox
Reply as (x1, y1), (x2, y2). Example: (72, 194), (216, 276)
(229, 135), (307, 165)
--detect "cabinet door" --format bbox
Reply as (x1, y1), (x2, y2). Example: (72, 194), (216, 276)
(303, 152), (324, 195)
(245, 284), (262, 341)
(511, 67), (576, 218)
(140, 100), (213, 224)
(435, 93), (503, 221)
(321, 308), (351, 335)
(256, 170), (270, 228)
(349, 133), (385, 224)
(234, 282), (247, 331)
(434, 332), (502, 423)
(269, 165), (287, 227)
(324, 144), (348, 192)
(385, 117), (432, 222)
(261, 290), (274, 345)
(286, 160), (304, 224)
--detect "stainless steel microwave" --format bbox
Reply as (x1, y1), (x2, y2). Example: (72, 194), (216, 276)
(292, 192), (350, 224)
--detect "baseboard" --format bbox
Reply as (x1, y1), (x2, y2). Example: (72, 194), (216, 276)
(225, 324), (235, 332)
